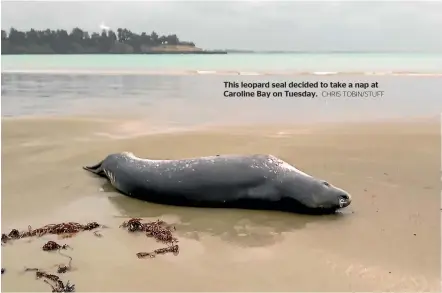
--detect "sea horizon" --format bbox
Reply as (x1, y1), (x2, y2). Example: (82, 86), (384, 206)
(2, 52), (442, 75)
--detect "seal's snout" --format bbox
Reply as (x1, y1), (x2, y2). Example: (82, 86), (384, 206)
(338, 194), (351, 208)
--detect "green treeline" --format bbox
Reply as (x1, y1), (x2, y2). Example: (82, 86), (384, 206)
(1, 27), (197, 54)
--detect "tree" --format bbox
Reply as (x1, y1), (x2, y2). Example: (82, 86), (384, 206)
(1, 27), (197, 54)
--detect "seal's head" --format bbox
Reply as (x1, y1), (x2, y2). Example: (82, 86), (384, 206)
(311, 179), (352, 210)
(281, 173), (352, 214)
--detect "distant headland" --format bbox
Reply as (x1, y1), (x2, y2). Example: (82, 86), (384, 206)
(1, 27), (227, 55)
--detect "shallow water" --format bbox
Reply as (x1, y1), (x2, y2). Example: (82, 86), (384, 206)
(2, 74), (442, 128)
(3, 53), (442, 73)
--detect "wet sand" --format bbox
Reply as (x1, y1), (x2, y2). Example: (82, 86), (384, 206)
(1, 116), (440, 292)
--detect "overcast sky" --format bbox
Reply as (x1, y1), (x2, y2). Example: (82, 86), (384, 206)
(1, 1), (441, 52)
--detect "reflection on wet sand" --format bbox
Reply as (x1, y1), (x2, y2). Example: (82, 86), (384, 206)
(107, 190), (346, 248)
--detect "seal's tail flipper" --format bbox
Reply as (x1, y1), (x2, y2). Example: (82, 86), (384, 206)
(83, 161), (105, 177)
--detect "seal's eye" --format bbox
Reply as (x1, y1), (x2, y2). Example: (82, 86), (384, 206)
(323, 181), (330, 187)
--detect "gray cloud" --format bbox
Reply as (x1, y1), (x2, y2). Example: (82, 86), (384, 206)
(1, 1), (441, 51)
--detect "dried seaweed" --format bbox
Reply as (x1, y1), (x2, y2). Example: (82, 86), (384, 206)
(42, 241), (70, 251)
(120, 218), (178, 244)
(5, 218), (181, 292)
(136, 245), (180, 259)
(56, 250), (73, 274)
(2, 222), (101, 244)
(24, 268), (75, 292)
(136, 252), (156, 258)
(120, 218), (179, 259)
(154, 244), (179, 255)
(93, 231), (103, 238)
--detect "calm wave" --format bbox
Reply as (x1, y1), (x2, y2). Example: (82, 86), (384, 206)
(2, 53), (442, 75)
(2, 73), (442, 127)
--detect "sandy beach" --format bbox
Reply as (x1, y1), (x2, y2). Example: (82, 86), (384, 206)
(1, 116), (440, 292)
(2, 1), (442, 291)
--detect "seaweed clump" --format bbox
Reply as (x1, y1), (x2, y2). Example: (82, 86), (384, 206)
(42, 241), (70, 251)
(24, 268), (75, 292)
(136, 245), (180, 259)
(2, 222), (101, 244)
(120, 218), (179, 258)
(55, 250), (73, 274)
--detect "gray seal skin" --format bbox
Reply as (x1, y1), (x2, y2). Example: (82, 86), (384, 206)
(83, 152), (352, 215)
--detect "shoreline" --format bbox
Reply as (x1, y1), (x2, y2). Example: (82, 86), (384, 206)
(2, 113), (438, 125)
(1, 114), (438, 137)
(1, 51), (228, 55)
(3, 51), (442, 55)
(2, 69), (442, 76)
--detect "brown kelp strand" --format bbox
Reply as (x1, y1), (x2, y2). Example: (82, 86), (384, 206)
(41, 241), (74, 274)
(136, 252), (156, 259)
(24, 268), (75, 292)
(120, 218), (178, 244)
(42, 241), (70, 251)
(137, 244), (180, 258)
(56, 250), (73, 274)
(1, 222), (101, 244)
(137, 244), (180, 259)
(120, 218), (180, 258)
(154, 244), (179, 255)
(93, 231), (103, 238)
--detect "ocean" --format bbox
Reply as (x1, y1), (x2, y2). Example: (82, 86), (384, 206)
(2, 53), (442, 74)
(1, 53), (442, 128)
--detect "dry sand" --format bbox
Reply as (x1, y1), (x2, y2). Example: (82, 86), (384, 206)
(1, 116), (440, 292)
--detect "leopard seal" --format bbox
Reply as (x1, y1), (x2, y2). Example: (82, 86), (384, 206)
(83, 152), (352, 214)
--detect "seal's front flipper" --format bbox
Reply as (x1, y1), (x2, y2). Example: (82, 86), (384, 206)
(83, 161), (105, 177)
